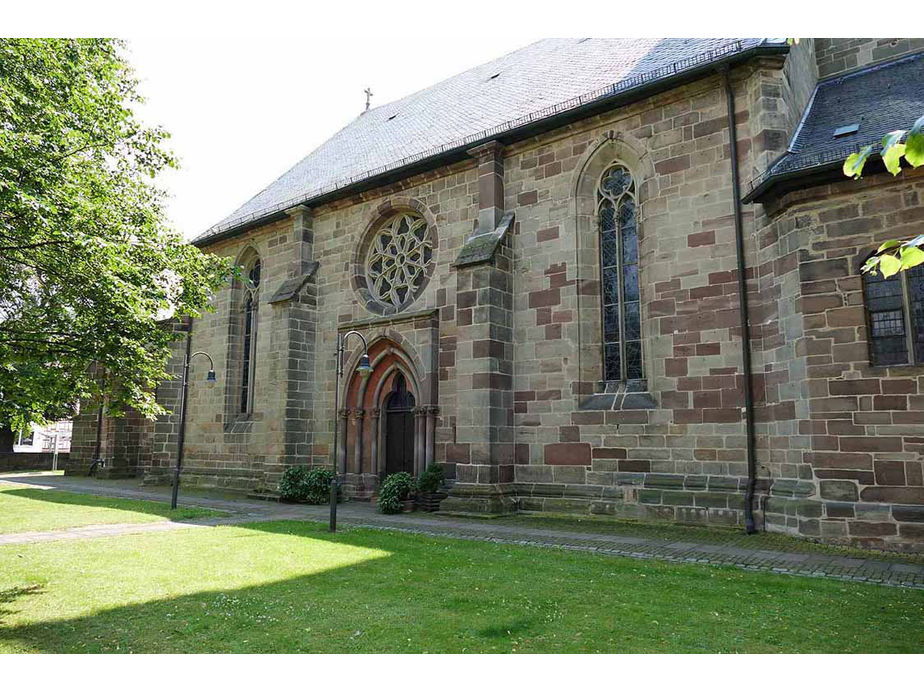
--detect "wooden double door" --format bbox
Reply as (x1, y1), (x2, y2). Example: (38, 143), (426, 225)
(384, 372), (415, 476)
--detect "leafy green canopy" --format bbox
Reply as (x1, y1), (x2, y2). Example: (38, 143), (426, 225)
(844, 114), (924, 278)
(0, 39), (229, 431)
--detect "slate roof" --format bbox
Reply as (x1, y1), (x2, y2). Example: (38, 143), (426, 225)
(744, 51), (924, 202)
(196, 38), (784, 245)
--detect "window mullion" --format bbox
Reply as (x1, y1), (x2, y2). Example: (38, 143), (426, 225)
(615, 196), (627, 382)
(901, 273), (915, 365)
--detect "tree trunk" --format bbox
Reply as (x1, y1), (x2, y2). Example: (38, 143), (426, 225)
(0, 426), (15, 453)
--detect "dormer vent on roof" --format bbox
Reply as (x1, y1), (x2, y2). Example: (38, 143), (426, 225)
(833, 123), (860, 138)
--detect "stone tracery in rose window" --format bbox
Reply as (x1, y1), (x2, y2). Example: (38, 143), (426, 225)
(365, 213), (433, 311)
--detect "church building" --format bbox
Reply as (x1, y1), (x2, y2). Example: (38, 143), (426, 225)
(70, 38), (924, 552)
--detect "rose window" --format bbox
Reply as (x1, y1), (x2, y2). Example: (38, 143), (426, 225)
(365, 213), (433, 310)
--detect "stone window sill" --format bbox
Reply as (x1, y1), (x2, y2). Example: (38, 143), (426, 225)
(865, 362), (924, 374)
(579, 380), (657, 411)
(224, 415), (255, 434)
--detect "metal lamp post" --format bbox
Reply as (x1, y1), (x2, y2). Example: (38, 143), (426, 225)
(170, 329), (217, 510)
(330, 330), (373, 532)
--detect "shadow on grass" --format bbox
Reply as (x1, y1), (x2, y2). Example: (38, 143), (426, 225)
(0, 585), (44, 624)
(0, 488), (221, 523)
(1, 520), (922, 654)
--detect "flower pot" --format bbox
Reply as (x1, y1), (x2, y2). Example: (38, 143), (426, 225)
(417, 491), (447, 512)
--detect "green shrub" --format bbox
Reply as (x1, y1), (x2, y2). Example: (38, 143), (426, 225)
(377, 472), (416, 514)
(278, 466), (335, 504)
(304, 467), (335, 504)
(278, 466), (310, 502)
(417, 463), (445, 495)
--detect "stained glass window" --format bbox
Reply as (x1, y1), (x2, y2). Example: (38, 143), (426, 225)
(598, 164), (642, 382)
(863, 262), (924, 367)
(365, 213), (433, 311)
(240, 259), (261, 413)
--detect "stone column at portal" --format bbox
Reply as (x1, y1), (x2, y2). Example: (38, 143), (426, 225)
(369, 407), (381, 476)
(351, 408), (364, 473)
(425, 406), (437, 471)
(413, 407), (425, 475)
(337, 408), (349, 474)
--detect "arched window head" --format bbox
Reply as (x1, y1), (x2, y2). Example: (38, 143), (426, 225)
(386, 371), (416, 411)
(247, 259), (262, 290)
(598, 163), (642, 382)
(863, 263), (924, 366)
(240, 256), (261, 414)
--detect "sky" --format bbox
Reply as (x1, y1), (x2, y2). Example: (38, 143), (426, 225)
(127, 37), (533, 239)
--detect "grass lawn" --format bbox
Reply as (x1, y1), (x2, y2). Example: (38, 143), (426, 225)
(0, 486), (224, 533)
(1, 520), (921, 653)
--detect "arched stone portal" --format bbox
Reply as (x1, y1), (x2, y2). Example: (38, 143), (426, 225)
(338, 338), (436, 498)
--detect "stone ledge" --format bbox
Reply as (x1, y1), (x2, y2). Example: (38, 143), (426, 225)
(339, 308), (439, 331)
(452, 211), (514, 268)
(440, 481), (517, 516)
(268, 261), (319, 304)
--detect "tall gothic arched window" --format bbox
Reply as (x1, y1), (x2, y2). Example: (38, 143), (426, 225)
(240, 257), (261, 413)
(598, 163), (642, 382)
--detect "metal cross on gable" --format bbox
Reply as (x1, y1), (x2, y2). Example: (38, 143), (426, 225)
(364, 87), (373, 111)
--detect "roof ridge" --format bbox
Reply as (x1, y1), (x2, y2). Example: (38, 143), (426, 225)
(207, 40), (555, 233)
(196, 38), (780, 244)
(362, 38), (550, 118)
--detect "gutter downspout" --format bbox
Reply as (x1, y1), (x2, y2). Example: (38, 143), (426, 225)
(720, 66), (758, 534)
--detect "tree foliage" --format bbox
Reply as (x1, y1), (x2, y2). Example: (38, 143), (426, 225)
(0, 39), (230, 431)
(844, 114), (924, 278)
(844, 115), (924, 180)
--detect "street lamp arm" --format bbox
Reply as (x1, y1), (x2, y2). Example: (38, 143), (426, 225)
(189, 351), (215, 370)
(341, 330), (369, 351)
(337, 330), (370, 375)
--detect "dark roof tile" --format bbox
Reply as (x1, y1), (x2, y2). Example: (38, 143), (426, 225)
(197, 38), (777, 243)
(745, 52), (924, 201)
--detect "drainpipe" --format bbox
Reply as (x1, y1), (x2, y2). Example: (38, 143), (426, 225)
(720, 66), (758, 534)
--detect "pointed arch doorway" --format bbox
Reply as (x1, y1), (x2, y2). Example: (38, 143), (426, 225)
(338, 336), (437, 498)
(384, 372), (415, 476)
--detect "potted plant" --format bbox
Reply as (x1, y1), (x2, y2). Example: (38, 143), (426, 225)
(416, 463), (447, 512)
(377, 472), (416, 514)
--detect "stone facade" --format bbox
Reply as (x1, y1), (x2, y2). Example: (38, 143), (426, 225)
(753, 171), (924, 548)
(70, 39), (924, 552)
(815, 38), (924, 79)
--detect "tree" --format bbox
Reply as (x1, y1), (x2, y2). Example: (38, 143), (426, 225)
(843, 114), (924, 278)
(0, 39), (230, 435)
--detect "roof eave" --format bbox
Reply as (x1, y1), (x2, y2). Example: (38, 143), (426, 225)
(743, 157), (896, 205)
(742, 161), (841, 204)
